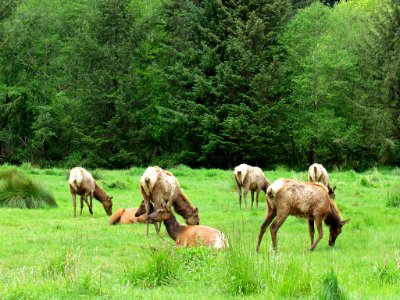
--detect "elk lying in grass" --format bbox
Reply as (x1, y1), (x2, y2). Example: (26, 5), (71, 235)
(69, 167), (113, 218)
(308, 163), (336, 199)
(147, 201), (227, 250)
(233, 163), (270, 209)
(109, 198), (148, 225)
(256, 179), (349, 252)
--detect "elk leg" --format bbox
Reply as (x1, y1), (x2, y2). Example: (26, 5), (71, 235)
(80, 196), (84, 216)
(251, 190), (255, 209)
(256, 190), (260, 208)
(243, 187), (249, 210)
(270, 213), (288, 251)
(144, 197), (151, 236)
(72, 193), (77, 219)
(235, 179), (242, 209)
(308, 218), (315, 247)
(155, 222), (160, 235)
(89, 191), (93, 215)
(309, 217), (323, 251)
(83, 196), (92, 215)
(256, 206), (277, 252)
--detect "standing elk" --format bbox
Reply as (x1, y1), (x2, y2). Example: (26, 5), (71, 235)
(256, 179), (349, 252)
(69, 167), (113, 218)
(308, 163), (336, 199)
(139, 166), (185, 235)
(233, 163), (270, 209)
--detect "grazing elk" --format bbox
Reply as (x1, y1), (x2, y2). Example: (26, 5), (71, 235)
(256, 179), (349, 252)
(69, 167), (113, 218)
(134, 190), (200, 234)
(308, 163), (336, 199)
(233, 163), (270, 209)
(172, 190), (200, 225)
(138, 166), (185, 236)
(147, 201), (227, 250)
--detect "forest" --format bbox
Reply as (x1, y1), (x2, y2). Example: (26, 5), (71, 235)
(0, 0), (399, 170)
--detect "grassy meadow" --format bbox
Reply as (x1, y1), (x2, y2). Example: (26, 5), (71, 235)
(0, 164), (399, 299)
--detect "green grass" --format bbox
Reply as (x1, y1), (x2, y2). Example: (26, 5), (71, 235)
(0, 165), (399, 299)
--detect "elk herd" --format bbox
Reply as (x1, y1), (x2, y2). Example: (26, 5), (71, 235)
(68, 163), (349, 252)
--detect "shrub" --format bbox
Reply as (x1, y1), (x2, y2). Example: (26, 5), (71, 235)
(0, 169), (57, 208)
(103, 180), (128, 190)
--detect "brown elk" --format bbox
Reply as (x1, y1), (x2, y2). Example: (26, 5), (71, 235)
(256, 179), (349, 252)
(134, 190), (199, 233)
(233, 164), (270, 209)
(172, 190), (200, 226)
(69, 167), (113, 218)
(147, 201), (227, 250)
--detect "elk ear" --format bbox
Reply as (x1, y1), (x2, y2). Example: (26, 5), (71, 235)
(110, 196), (113, 200)
(340, 219), (350, 226)
(332, 186), (336, 192)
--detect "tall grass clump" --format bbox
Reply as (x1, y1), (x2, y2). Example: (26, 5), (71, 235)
(360, 168), (381, 187)
(221, 229), (265, 296)
(0, 169), (57, 208)
(373, 256), (400, 284)
(44, 248), (81, 280)
(385, 186), (400, 208)
(319, 269), (347, 300)
(123, 247), (181, 288)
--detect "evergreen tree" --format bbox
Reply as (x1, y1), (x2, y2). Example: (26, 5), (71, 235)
(158, 0), (292, 168)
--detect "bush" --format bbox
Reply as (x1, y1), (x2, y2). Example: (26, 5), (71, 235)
(0, 169), (57, 208)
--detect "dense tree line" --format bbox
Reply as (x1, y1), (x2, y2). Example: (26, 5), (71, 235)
(0, 0), (399, 170)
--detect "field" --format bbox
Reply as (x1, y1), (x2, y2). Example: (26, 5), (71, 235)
(0, 164), (400, 299)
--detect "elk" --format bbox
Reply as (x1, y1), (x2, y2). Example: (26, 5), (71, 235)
(69, 167), (113, 218)
(109, 198), (148, 225)
(256, 179), (349, 252)
(134, 190), (200, 233)
(172, 190), (200, 226)
(308, 163), (336, 199)
(233, 163), (270, 209)
(147, 201), (227, 250)
(139, 166), (182, 235)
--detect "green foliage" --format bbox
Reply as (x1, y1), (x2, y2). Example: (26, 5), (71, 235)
(0, 169), (57, 208)
(0, 0), (399, 169)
